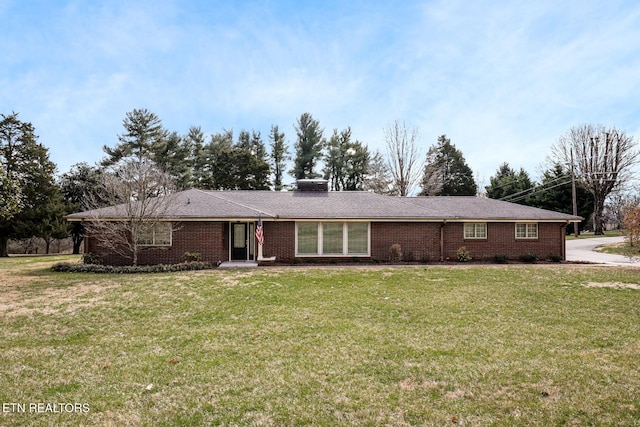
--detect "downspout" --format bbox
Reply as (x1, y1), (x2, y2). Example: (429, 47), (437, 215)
(82, 220), (88, 255)
(562, 222), (568, 260)
(440, 220), (446, 262)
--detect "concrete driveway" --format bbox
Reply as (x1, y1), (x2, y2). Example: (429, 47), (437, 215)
(566, 236), (640, 266)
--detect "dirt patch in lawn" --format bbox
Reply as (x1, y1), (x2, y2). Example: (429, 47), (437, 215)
(583, 282), (640, 290)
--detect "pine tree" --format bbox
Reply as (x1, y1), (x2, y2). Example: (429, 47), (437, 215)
(290, 113), (324, 180)
(269, 125), (289, 191)
(420, 135), (476, 196)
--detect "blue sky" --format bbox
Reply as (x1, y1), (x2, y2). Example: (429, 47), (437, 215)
(2, 0), (640, 187)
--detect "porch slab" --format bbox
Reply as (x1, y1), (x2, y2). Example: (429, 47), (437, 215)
(218, 261), (259, 269)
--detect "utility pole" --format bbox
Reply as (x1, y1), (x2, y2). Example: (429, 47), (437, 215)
(570, 148), (579, 237)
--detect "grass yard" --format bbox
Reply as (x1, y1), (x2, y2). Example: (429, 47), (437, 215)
(595, 241), (640, 259)
(565, 230), (625, 240)
(1, 256), (640, 426)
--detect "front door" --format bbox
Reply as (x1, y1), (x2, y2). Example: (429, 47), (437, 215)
(231, 223), (248, 260)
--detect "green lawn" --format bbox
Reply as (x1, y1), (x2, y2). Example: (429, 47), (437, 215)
(565, 230), (625, 240)
(1, 256), (640, 426)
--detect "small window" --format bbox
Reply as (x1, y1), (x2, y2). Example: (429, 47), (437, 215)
(516, 223), (538, 239)
(138, 222), (172, 246)
(464, 223), (487, 239)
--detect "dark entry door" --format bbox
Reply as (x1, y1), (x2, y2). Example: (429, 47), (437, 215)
(231, 223), (248, 260)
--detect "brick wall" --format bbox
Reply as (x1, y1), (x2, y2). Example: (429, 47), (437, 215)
(262, 221), (296, 260)
(443, 222), (566, 261)
(86, 220), (567, 265)
(371, 222), (441, 262)
(371, 221), (566, 262)
(86, 221), (229, 266)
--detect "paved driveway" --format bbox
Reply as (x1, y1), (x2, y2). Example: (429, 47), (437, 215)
(566, 236), (640, 266)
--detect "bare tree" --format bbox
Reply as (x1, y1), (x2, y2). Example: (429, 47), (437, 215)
(383, 120), (423, 196)
(551, 124), (639, 235)
(85, 157), (177, 265)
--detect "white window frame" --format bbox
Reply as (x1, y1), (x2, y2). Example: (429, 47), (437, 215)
(295, 221), (370, 257)
(138, 222), (173, 246)
(515, 223), (538, 239)
(464, 222), (487, 239)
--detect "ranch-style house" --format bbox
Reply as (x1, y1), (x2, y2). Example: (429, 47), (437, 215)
(67, 179), (582, 266)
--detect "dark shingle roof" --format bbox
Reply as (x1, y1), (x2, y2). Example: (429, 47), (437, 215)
(403, 196), (582, 221)
(66, 189), (582, 222)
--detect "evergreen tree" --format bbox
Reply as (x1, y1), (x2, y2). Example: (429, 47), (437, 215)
(59, 162), (107, 253)
(157, 131), (193, 190)
(529, 163), (593, 233)
(102, 108), (168, 166)
(269, 125), (289, 191)
(186, 126), (208, 189)
(420, 135), (476, 196)
(0, 113), (59, 256)
(290, 113), (324, 180)
(363, 150), (394, 194)
(485, 162), (534, 204)
(323, 128), (369, 191)
(0, 167), (22, 221)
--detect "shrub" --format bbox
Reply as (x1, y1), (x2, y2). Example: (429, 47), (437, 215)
(493, 254), (509, 264)
(182, 252), (202, 262)
(548, 254), (563, 262)
(389, 244), (402, 262)
(81, 253), (102, 265)
(402, 251), (415, 262)
(519, 253), (538, 263)
(51, 261), (216, 274)
(457, 246), (471, 262)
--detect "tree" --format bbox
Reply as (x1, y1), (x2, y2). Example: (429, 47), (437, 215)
(383, 120), (422, 196)
(290, 113), (324, 180)
(85, 157), (177, 266)
(187, 126), (210, 189)
(0, 113), (59, 257)
(420, 135), (476, 196)
(528, 163), (593, 234)
(36, 189), (68, 254)
(269, 125), (289, 191)
(606, 189), (640, 231)
(59, 162), (108, 254)
(102, 108), (168, 166)
(0, 167), (22, 221)
(551, 124), (639, 234)
(363, 150), (394, 194)
(157, 131), (193, 190)
(485, 162), (534, 203)
(323, 128), (370, 191)
(623, 205), (640, 247)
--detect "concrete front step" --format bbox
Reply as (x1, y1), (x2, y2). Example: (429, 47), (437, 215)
(218, 261), (259, 269)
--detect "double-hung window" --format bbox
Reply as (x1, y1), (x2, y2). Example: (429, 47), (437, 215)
(515, 223), (538, 239)
(464, 223), (487, 239)
(295, 222), (370, 256)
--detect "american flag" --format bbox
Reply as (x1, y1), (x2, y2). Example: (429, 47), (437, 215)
(256, 215), (264, 246)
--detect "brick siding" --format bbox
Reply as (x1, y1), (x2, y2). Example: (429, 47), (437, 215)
(86, 220), (567, 265)
(86, 221), (228, 266)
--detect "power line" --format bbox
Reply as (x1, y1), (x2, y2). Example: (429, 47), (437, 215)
(498, 175), (570, 202)
(504, 180), (573, 203)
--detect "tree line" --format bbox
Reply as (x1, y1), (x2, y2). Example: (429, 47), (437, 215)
(1, 109), (638, 257)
